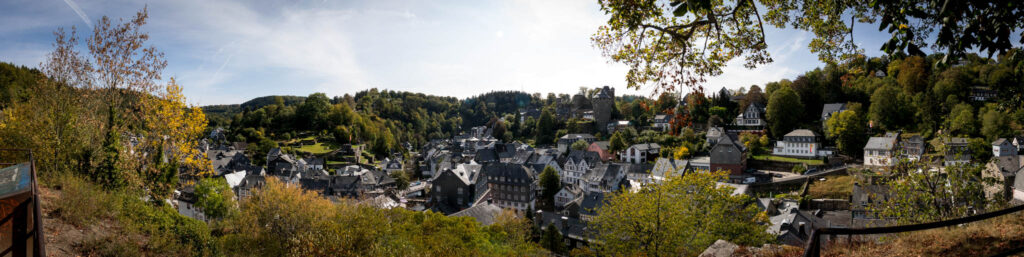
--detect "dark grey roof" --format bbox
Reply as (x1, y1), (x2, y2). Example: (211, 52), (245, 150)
(564, 150), (601, 165)
(537, 211), (589, 240)
(821, 103), (847, 119)
(299, 176), (331, 194)
(580, 192), (605, 216)
(482, 163), (535, 183)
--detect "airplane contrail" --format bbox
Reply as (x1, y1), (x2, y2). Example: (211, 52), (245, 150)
(61, 0), (94, 29)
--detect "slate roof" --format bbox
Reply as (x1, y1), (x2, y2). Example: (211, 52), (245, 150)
(579, 192), (605, 216)
(864, 136), (898, 150)
(537, 211), (589, 241)
(821, 103), (847, 119)
(994, 138), (1010, 146)
(564, 150), (601, 166)
(651, 158), (689, 179)
(482, 163), (535, 183)
(784, 129), (820, 138)
(450, 202), (504, 226)
(628, 143), (661, 152)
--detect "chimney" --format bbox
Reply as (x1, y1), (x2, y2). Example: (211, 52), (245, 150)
(798, 222), (807, 238)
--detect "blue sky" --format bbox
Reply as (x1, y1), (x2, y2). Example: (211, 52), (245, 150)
(0, 0), (896, 105)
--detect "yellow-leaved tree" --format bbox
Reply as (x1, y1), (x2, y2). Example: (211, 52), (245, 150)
(141, 78), (210, 197)
(590, 171), (771, 256)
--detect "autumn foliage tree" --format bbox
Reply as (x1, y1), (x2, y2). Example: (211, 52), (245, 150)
(590, 171), (771, 256)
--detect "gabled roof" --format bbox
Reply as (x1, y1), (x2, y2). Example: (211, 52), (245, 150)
(482, 163), (535, 183)
(628, 143), (661, 152)
(651, 158), (689, 179)
(580, 192), (605, 216)
(590, 141), (610, 151)
(994, 138), (1011, 146)
(564, 150), (601, 165)
(821, 103), (847, 119)
(784, 129), (820, 138)
(864, 136), (898, 150)
(450, 202), (503, 226)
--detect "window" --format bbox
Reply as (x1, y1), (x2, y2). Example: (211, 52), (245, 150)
(457, 188), (463, 195)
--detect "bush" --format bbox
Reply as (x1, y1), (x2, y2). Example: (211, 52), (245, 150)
(54, 174), (120, 227)
(791, 164), (807, 174)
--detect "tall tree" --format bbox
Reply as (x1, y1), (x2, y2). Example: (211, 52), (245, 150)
(766, 86), (803, 137)
(825, 108), (868, 157)
(539, 166), (561, 209)
(593, 0), (1024, 95)
(534, 108), (556, 145)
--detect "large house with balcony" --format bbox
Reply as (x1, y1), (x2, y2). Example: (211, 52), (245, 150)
(772, 129), (828, 158)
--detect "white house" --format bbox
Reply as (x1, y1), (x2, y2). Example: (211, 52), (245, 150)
(733, 103), (766, 129)
(554, 185), (583, 208)
(620, 143), (661, 164)
(652, 114), (672, 132)
(772, 129), (826, 158)
(864, 136), (898, 167)
(562, 151), (598, 189)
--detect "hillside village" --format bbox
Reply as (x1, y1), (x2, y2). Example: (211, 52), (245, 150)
(4, 1), (1024, 256)
(178, 79), (1024, 253)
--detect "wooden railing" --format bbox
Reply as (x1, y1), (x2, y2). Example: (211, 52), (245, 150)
(803, 204), (1024, 257)
(0, 149), (45, 257)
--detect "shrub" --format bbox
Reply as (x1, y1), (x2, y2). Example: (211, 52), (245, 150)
(54, 174), (120, 227)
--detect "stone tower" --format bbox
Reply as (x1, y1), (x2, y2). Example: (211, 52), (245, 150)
(591, 86), (615, 132)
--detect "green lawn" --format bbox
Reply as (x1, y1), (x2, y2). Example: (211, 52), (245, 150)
(751, 154), (825, 165)
(294, 142), (335, 154)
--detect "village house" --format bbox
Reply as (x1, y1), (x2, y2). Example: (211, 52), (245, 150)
(944, 137), (971, 167)
(899, 134), (926, 161)
(557, 133), (597, 153)
(561, 150), (601, 189)
(649, 157), (690, 183)
(587, 141), (614, 162)
(431, 168), (477, 214)
(772, 129), (828, 158)
(863, 136), (898, 167)
(710, 135), (746, 176)
(482, 163), (536, 211)
(820, 103), (847, 126)
(652, 114), (672, 132)
(732, 102), (766, 131)
(620, 143), (661, 164)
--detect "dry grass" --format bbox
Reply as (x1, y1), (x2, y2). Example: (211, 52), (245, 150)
(807, 175), (855, 199)
(823, 212), (1024, 256)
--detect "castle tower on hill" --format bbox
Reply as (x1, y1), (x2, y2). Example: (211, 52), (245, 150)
(591, 86), (615, 132)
